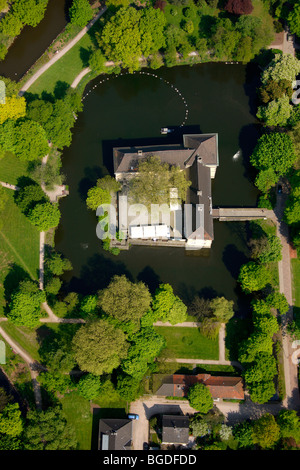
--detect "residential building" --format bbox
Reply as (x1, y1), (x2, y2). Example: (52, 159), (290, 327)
(98, 418), (132, 450)
(155, 373), (244, 401)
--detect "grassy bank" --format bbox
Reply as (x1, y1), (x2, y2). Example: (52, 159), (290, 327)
(154, 326), (219, 360)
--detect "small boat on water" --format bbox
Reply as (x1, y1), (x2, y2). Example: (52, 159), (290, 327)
(161, 127), (174, 135)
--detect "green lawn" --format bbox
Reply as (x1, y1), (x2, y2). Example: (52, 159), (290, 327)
(0, 153), (30, 185)
(60, 392), (93, 450)
(154, 326), (219, 360)
(0, 189), (40, 315)
(28, 21), (102, 96)
(292, 258), (300, 308)
(0, 322), (41, 362)
(0, 189), (40, 280)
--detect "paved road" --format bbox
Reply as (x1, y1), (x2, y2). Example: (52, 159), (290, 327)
(274, 184), (300, 410)
(18, 6), (107, 95)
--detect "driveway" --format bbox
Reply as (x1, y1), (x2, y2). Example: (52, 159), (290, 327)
(129, 397), (197, 450)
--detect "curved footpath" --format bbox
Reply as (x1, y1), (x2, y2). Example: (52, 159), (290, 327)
(0, 324), (44, 410)
(18, 6), (107, 95)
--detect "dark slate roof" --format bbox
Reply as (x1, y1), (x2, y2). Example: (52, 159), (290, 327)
(183, 134), (219, 166)
(185, 158), (213, 241)
(162, 415), (190, 444)
(113, 144), (194, 174)
(98, 419), (132, 451)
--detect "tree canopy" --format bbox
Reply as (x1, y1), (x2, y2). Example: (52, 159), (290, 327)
(23, 407), (77, 450)
(128, 155), (191, 208)
(238, 261), (271, 292)
(7, 280), (46, 328)
(187, 383), (214, 413)
(69, 0), (93, 28)
(250, 133), (296, 178)
(98, 275), (152, 324)
(72, 320), (129, 375)
(251, 413), (280, 449)
(0, 119), (49, 161)
(152, 283), (188, 324)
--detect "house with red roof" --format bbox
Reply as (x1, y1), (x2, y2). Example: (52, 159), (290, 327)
(155, 373), (244, 401)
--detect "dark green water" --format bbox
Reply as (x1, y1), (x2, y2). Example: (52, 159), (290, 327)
(0, 0), (69, 80)
(56, 62), (260, 313)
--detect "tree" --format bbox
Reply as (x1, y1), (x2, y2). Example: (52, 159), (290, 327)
(238, 261), (271, 292)
(190, 417), (209, 437)
(0, 96), (26, 124)
(121, 327), (166, 379)
(253, 314), (279, 336)
(244, 354), (277, 383)
(99, 7), (143, 72)
(0, 388), (11, 413)
(46, 252), (73, 276)
(259, 79), (292, 104)
(0, 119), (49, 162)
(86, 186), (111, 211)
(187, 383), (213, 413)
(152, 283), (188, 324)
(45, 277), (62, 295)
(13, 0), (48, 27)
(284, 185), (300, 224)
(89, 49), (107, 73)
(266, 291), (289, 314)
(38, 371), (72, 394)
(27, 99), (53, 125)
(250, 235), (282, 263)
(15, 183), (48, 215)
(225, 0), (253, 15)
(23, 407), (77, 450)
(277, 410), (300, 442)
(69, 0), (93, 28)
(210, 297), (234, 323)
(80, 295), (98, 316)
(219, 424), (233, 441)
(262, 53), (300, 85)
(256, 95), (292, 127)
(72, 320), (129, 375)
(0, 14), (23, 37)
(254, 168), (278, 193)
(99, 275), (151, 324)
(252, 413), (280, 449)
(233, 421), (253, 449)
(239, 332), (273, 363)
(0, 403), (23, 437)
(250, 133), (296, 178)
(139, 7), (166, 57)
(27, 202), (61, 231)
(167, 297), (188, 325)
(200, 317), (221, 340)
(7, 280), (46, 328)
(43, 98), (77, 149)
(287, 2), (300, 37)
(116, 374), (144, 401)
(77, 374), (102, 400)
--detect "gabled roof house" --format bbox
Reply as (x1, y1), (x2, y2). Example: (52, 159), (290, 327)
(155, 374), (244, 401)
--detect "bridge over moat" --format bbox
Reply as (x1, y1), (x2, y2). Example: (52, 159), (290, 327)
(212, 208), (276, 222)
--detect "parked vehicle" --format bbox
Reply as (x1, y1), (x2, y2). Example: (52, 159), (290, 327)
(128, 414), (139, 420)
(277, 184), (282, 194)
